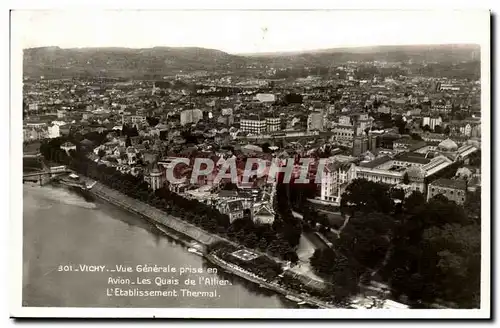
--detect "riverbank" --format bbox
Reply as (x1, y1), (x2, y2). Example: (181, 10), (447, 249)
(89, 182), (226, 247)
(85, 181), (340, 308)
(23, 184), (293, 309)
(206, 253), (337, 309)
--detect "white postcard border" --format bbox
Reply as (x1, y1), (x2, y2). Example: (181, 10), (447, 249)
(9, 6), (492, 319)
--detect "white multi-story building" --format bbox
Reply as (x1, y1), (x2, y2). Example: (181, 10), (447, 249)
(28, 103), (39, 112)
(265, 117), (281, 132)
(144, 164), (164, 191)
(23, 123), (48, 141)
(130, 115), (147, 125)
(240, 116), (267, 134)
(355, 156), (406, 186)
(354, 153), (454, 195)
(332, 125), (355, 145)
(338, 115), (352, 126)
(460, 123), (472, 137)
(47, 123), (60, 139)
(320, 162), (357, 205)
(255, 93), (276, 103)
(356, 118), (374, 136)
(180, 109), (203, 126)
(422, 116), (443, 130)
(439, 84), (461, 91)
(307, 112), (324, 131)
(431, 102), (453, 114)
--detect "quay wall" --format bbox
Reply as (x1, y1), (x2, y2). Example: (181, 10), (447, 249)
(90, 182), (225, 246)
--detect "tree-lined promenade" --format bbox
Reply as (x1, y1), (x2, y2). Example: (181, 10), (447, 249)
(40, 136), (302, 262)
(39, 132), (481, 308)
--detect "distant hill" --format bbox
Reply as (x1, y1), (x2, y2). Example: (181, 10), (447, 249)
(244, 44), (481, 66)
(23, 44), (481, 79)
(23, 46), (247, 79)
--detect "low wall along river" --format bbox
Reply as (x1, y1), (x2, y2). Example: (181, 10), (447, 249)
(90, 182), (223, 247)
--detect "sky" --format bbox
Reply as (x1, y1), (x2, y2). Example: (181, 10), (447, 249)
(14, 10), (488, 54)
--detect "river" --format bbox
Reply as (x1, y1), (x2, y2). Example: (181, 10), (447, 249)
(22, 184), (292, 308)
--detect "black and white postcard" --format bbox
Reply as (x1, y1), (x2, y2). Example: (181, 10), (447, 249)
(10, 9), (491, 319)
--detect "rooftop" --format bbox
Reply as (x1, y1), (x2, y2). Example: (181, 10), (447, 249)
(395, 152), (431, 165)
(218, 190), (239, 198)
(430, 178), (466, 190)
(359, 156), (391, 169)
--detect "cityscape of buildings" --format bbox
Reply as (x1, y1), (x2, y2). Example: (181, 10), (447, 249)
(23, 59), (481, 212)
(22, 46), (483, 310)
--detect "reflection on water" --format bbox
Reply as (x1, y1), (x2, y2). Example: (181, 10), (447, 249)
(23, 185), (292, 308)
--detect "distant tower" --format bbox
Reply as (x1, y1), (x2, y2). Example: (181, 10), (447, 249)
(149, 163), (163, 191)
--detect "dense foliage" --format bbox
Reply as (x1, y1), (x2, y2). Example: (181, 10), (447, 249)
(385, 192), (480, 308)
(306, 178), (481, 309)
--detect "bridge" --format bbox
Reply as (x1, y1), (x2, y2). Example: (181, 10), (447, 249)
(23, 170), (70, 178)
(23, 166), (71, 186)
(23, 153), (42, 159)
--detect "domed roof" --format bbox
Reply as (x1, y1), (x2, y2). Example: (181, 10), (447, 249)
(438, 138), (458, 151)
(151, 165), (161, 174)
(147, 162), (162, 175)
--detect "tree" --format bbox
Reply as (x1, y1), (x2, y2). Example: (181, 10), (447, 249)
(469, 150), (481, 167)
(397, 122), (407, 135)
(420, 196), (470, 228)
(403, 191), (426, 214)
(434, 125), (442, 134)
(336, 213), (395, 269)
(410, 133), (423, 141)
(125, 135), (132, 147)
(311, 249), (362, 300)
(388, 190), (481, 308)
(285, 250), (299, 264)
(463, 188), (481, 223)
(311, 248), (337, 276)
(257, 238), (268, 251)
(146, 116), (160, 127)
(284, 93), (303, 104)
(423, 124), (431, 132)
(444, 125), (451, 135)
(329, 256), (363, 301)
(340, 179), (393, 215)
(261, 142), (271, 153)
(243, 232), (259, 249)
(419, 223), (481, 307)
(391, 188), (405, 201)
(402, 172), (410, 185)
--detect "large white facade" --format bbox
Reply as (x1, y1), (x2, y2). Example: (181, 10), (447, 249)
(180, 109), (203, 126)
(307, 112), (324, 131)
(240, 117), (267, 134)
(320, 162), (356, 205)
(47, 124), (60, 139)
